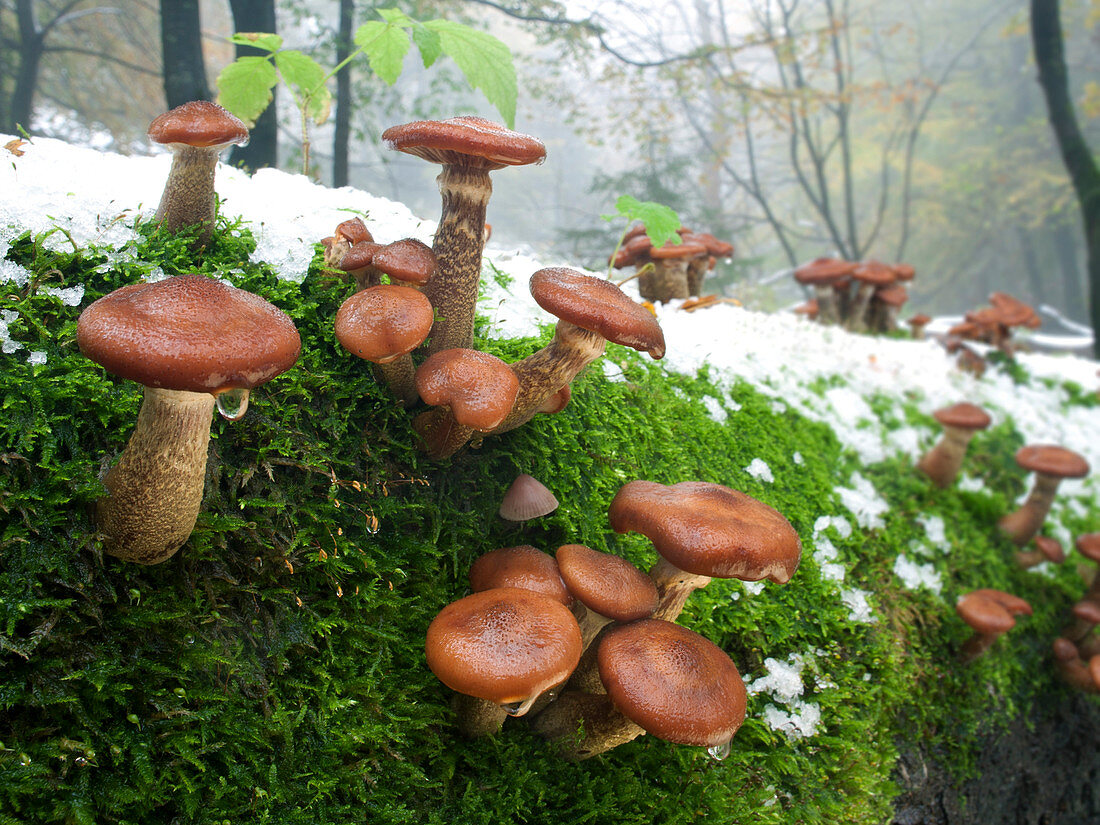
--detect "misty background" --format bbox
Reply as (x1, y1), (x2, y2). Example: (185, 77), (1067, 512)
(2, 0), (1098, 325)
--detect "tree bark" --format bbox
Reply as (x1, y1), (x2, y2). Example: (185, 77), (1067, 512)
(9, 0), (51, 133)
(332, 0), (355, 187)
(159, 0), (210, 108)
(227, 0), (277, 170)
(1030, 0), (1100, 356)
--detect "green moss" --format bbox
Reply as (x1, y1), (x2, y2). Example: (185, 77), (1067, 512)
(1, 217), (1096, 824)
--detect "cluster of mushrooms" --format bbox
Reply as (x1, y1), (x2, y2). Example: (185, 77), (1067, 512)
(425, 476), (802, 759)
(792, 256), (915, 333)
(944, 291), (1041, 356)
(610, 225), (735, 305)
(915, 402), (1099, 690)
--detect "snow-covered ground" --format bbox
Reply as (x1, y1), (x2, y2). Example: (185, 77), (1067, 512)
(3, 134), (1098, 740)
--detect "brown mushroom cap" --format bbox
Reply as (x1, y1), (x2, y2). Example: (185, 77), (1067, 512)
(597, 618), (747, 748)
(907, 313), (932, 327)
(372, 238), (436, 286)
(529, 267), (666, 359)
(892, 263), (916, 281)
(874, 284), (909, 307)
(77, 274), (300, 394)
(688, 232), (734, 258)
(1033, 535), (1066, 564)
(555, 543), (658, 622)
(956, 588), (1033, 635)
(499, 473), (559, 521)
(1075, 533), (1100, 563)
(608, 480), (801, 584)
(933, 402), (992, 431)
(334, 217), (373, 246)
(648, 239), (707, 260)
(415, 348), (520, 431)
(339, 240), (383, 273)
(148, 100), (249, 149)
(1072, 600), (1100, 625)
(381, 116), (546, 170)
(989, 292), (1040, 329)
(852, 260), (896, 287)
(468, 546), (572, 606)
(1014, 445), (1090, 479)
(793, 257), (858, 285)
(425, 587), (582, 707)
(334, 284), (434, 364)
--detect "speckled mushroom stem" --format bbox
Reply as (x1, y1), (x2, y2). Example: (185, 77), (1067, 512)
(686, 258), (708, 297)
(647, 259), (691, 303)
(916, 426), (977, 488)
(374, 360), (419, 407)
(452, 693), (508, 738)
(812, 285), (841, 325)
(490, 321), (605, 435)
(97, 387), (215, 564)
(155, 145), (220, 242)
(422, 164), (491, 355)
(997, 473), (1061, 547)
(530, 691), (644, 760)
(648, 556), (713, 623)
(845, 284), (875, 332)
(412, 407), (476, 460)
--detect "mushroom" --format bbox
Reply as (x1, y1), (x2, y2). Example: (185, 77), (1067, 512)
(533, 619), (747, 761)
(915, 402), (992, 488)
(413, 348), (520, 460)
(955, 588), (1032, 663)
(77, 274), (300, 564)
(682, 232), (733, 297)
(792, 257), (857, 325)
(907, 313), (932, 340)
(640, 238), (707, 303)
(322, 217), (374, 269)
(1063, 599), (1100, 644)
(846, 260), (896, 332)
(147, 101), (249, 245)
(1075, 533), (1100, 601)
(498, 473), (559, 522)
(997, 445), (1090, 546)
(334, 284), (434, 406)
(381, 116), (546, 355)
(607, 480), (801, 622)
(555, 543), (658, 650)
(1052, 637), (1100, 693)
(1014, 535), (1066, 569)
(425, 587), (582, 737)
(489, 268), (665, 435)
(468, 546), (573, 607)
(868, 283), (908, 332)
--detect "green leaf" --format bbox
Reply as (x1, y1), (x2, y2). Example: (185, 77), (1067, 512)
(215, 56), (279, 127)
(354, 21), (411, 85)
(602, 195), (682, 248)
(376, 7), (415, 27)
(273, 50), (332, 125)
(229, 32), (283, 52)
(411, 25), (443, 69)
(423, 20), (517, 128)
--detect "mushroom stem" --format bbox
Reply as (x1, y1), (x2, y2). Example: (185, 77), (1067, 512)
(155, 145), (220, 240)
(530, 691), (644, 760)
(421, 164), (491, 355)
(916, 426), (978, 488)
(97, 387), (215, 564)
(846, 284), (874, 332)
(644, 258), (691, 303)
(958, 630), (1001, 663)
(489, 321), (606, 435)
(648, 556), (713, 623)
(997, 473), (1062, 546)
(374, 358), (419, 407)
(412, 407), (476, 460)
(452, 693), (508, 738)
(812, 285), (840, 325)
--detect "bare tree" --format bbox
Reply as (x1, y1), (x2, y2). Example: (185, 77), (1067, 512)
(159, 0), (208, 107)
(1030, 0), (1099, 355)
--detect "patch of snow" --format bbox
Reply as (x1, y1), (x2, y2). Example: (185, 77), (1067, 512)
(835, 472), (890, 530)
(745, 457), (774, 482)
(894, 554), (944, 594)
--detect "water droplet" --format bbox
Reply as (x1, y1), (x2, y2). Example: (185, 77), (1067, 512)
(215, 387), (250, 421)
(500, 695), (537, 717)
(706, 740), (731, 761)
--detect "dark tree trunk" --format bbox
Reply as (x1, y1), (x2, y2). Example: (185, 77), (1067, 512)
(332, 0), (355, 187)
(159, 0), (210, 108)
(1030, 0), (1100, 356)
(227, 0), (277, 170)
(8, 0), (47, 133)
(1052, 222), (1087, 321)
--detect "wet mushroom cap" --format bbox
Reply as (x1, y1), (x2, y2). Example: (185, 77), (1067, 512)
(425, 587), (582, 705)
(334, 285), (434, 363)
(381, 116), (546, 170)
(415, 349), (520, 431)
(933, 402), (992, 431)
(608, 480), (802, 584)
(597, 618), (746, 747)
(468, 546), (572, 606)
(852, 260), (897, 287)
(1014, 445), (1090, 479)
(334, 217), (373, 245)
(555, 543), (658, 621)
(147, 100), (249, 149)
(339, 240), (383, 272)
(793, 257), (857, 285)
(1075, 533), (1100, 563)
(956, 588), (1033, 634)
(1033, 535), (1065, 564)
(529, 267), (666, 359)
(77, 274), (300, 393)
(499, 474), (559, 521)
(648, 239), (707, 260)
(372, 238), (437, 286)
